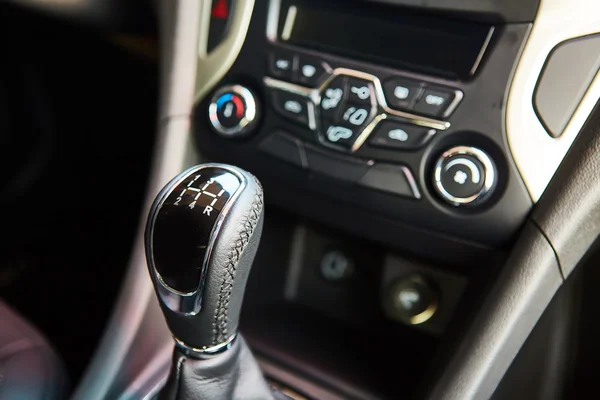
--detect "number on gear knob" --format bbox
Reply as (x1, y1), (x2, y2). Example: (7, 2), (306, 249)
(433, 146), (496, 206)
(208, 84), (259, 138)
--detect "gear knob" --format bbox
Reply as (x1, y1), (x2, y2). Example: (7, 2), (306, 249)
(145, 164), (264, 356)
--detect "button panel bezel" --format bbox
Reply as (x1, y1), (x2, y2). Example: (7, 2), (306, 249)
(264, 66), (462, 154)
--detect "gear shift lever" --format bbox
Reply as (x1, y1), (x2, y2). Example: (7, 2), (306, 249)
(145, 164), (275, 399)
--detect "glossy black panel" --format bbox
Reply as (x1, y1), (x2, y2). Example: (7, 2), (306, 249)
(280, 0), (492, 79)
(152, 168), (242, 293)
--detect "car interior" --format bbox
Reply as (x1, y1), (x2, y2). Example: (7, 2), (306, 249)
(2, 0), (600, 399)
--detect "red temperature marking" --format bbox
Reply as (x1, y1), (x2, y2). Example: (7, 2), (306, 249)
(231, 95), (245, 118)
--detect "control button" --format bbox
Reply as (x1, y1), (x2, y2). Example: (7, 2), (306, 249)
(304, 143), (370, 183)
(320, 76), (347, 120)
(433, 146), (496, 206)
(297, 55), (327, 87)
(268, 50), (296, 81)
(414, 87), (457, 117)
(271, 89), (312, 127)
(358, 164), (420, 199)
(340, 104), (372, 127)
(347, 77), (375, 106)
(369, 121), (435, 150)
(323, 104), (374, 148)
(387, 275), (438, 325)
(208, 85), (258, 137)
(320, 250), (354, 281)
(259, 132), (306, 168)
(383, 78), (422, 111)
(322, 120), (361, 148)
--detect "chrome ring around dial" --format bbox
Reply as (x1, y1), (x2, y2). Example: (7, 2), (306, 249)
(433, 146), (496, 206)
(208, 85), (258, 137)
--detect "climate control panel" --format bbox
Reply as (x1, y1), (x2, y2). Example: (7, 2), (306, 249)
(256, 46), (500, 210)
(194, 25), (533, 251)
(264, 48), (463, 156)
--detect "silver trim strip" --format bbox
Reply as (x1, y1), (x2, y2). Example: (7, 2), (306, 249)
(441, 89), (464, 119)
(266, 0), (282, 42)
(507, 0), (600, 202)
(470, 27), (495, 76)
(351, 113), (387, 152)
(307, 101), (317, 130)
(402, 166), (423, 200)
(281, 5), (297, 41)
(174, 333), (237, 359)
(263, 76), (314, 98)
(344, 68), (452, 131)
(323, 68), (452, 130)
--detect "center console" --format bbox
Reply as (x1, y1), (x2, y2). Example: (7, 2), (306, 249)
(189, 3), (535, 394)
(195, 0), (533, 266)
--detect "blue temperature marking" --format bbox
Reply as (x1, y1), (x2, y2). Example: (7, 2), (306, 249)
(216, 93), (233, 110)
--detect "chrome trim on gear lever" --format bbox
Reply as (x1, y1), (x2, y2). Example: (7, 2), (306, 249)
(174, 333), (237, 359)
(145, 164), (247, 316)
